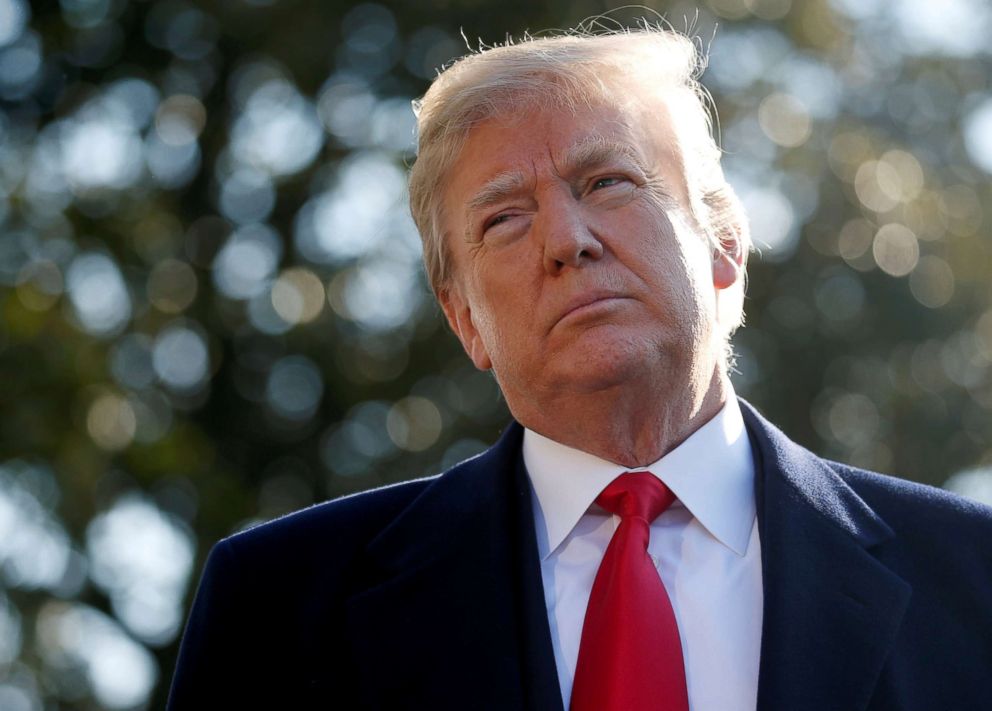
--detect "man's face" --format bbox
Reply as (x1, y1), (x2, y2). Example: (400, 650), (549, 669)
(438, 89), (741, 417)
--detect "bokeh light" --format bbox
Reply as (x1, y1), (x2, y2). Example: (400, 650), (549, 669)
(270, 267), (325, 325)
(2, 2), (991, 708)
(60, 105), (144, 192)
(386, 396), (443, 452)
(147, 258), (198, 313)
(0, 31), (42, 101)
(65, 253), (132, 337)
(963, 98), (992, 174)
(152, 322), (210, 393)
(944, 467), (992, 507)
(230, 77), (324, 176)
(320, 400), (397, 477)
(212, 223), (282, 300)
(36, 602), (158, 709)
(758, 93), (811, 148)
(872, 223), (919, 277)
(265, 355), (324, 422)
(0, 0), (30, 48)
(15, 259), (63, 312)
(86, 390), (137, 451)
(294, 150), (414, 263)
(87, 494), (195, 646)
(0, 462), (72, 591)
(0, 592), (23, 665)
(327, 258), (424, 331)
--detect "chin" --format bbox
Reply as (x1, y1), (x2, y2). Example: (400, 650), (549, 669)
(548, 338), (671, 393)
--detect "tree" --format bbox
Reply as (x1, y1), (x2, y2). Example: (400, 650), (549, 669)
(1, 0), (990, 707)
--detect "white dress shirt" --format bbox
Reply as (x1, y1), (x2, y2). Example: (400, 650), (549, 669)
(524, 397), (763, 711)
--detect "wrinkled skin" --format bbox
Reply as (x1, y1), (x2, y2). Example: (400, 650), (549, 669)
(439, 91), (743, 467)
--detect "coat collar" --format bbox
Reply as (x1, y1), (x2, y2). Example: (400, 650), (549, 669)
(740, 400), (911, 711)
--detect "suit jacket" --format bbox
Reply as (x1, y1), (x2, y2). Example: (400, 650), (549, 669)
(168, 400), (992, 710)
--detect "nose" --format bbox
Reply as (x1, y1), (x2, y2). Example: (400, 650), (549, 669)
(538, 194), (605, 275)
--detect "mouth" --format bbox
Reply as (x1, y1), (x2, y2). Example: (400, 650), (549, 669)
(553, 293), (631, 329)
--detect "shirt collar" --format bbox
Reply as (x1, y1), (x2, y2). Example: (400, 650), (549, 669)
(523, 396), (756, 560)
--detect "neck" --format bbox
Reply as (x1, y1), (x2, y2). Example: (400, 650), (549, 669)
(510, 369), (731, 468)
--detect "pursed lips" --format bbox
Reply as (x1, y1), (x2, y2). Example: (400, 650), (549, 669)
(551, 291), (632, 330)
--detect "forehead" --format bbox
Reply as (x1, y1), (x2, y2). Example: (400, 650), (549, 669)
(442, 92), (684, 210)
(464, 104), (631, 168)
(441, 92), (686, 228)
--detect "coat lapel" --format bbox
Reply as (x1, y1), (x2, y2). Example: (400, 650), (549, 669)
(345, 401), (911, 710)
(741, 401), (912, 711)
(343, 423), (562, 710)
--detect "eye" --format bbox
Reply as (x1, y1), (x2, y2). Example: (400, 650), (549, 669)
(590, 176), (626, 191)
(483, 213), (513, 232)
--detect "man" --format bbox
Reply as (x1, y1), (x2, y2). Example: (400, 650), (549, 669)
(169, 27), (992, 711)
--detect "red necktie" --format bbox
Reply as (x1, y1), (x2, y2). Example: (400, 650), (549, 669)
(570, 472), (689, 711)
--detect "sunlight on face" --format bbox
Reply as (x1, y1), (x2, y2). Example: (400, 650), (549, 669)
(438, 93), (736, 425)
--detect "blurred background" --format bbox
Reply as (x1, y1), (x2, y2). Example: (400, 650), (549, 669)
(0, 0), (990, 708)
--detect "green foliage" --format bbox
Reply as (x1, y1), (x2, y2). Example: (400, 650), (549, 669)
(0, 0), (990, 707)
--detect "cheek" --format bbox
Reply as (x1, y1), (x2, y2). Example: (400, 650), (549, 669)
(467, 277), (521, 352)
(621, 206), (699, 286)
(659, 210), (716, 292)
(471, 300), (500, 344)
(634, 232), (716, 328)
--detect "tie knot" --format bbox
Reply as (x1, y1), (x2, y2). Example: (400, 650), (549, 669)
(596, 471), (676, 523)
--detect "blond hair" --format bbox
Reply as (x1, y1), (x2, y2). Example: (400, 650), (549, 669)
(409, 26), (750, 335)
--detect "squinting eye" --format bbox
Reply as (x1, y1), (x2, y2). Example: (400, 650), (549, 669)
(484, 213), (512, 231)
(592, 176), (624, 190)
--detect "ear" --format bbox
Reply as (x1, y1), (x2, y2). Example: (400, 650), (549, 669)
(712, 226), (745, 291)
(439, 286), (493, 371)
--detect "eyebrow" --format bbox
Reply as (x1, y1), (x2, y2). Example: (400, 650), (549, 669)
(465, 138), (648, 212)
(461, 137), (659, 240)
(565, 136), (677, 206)
(466, 170), (531, 215)
(559, 137), (650, 177)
